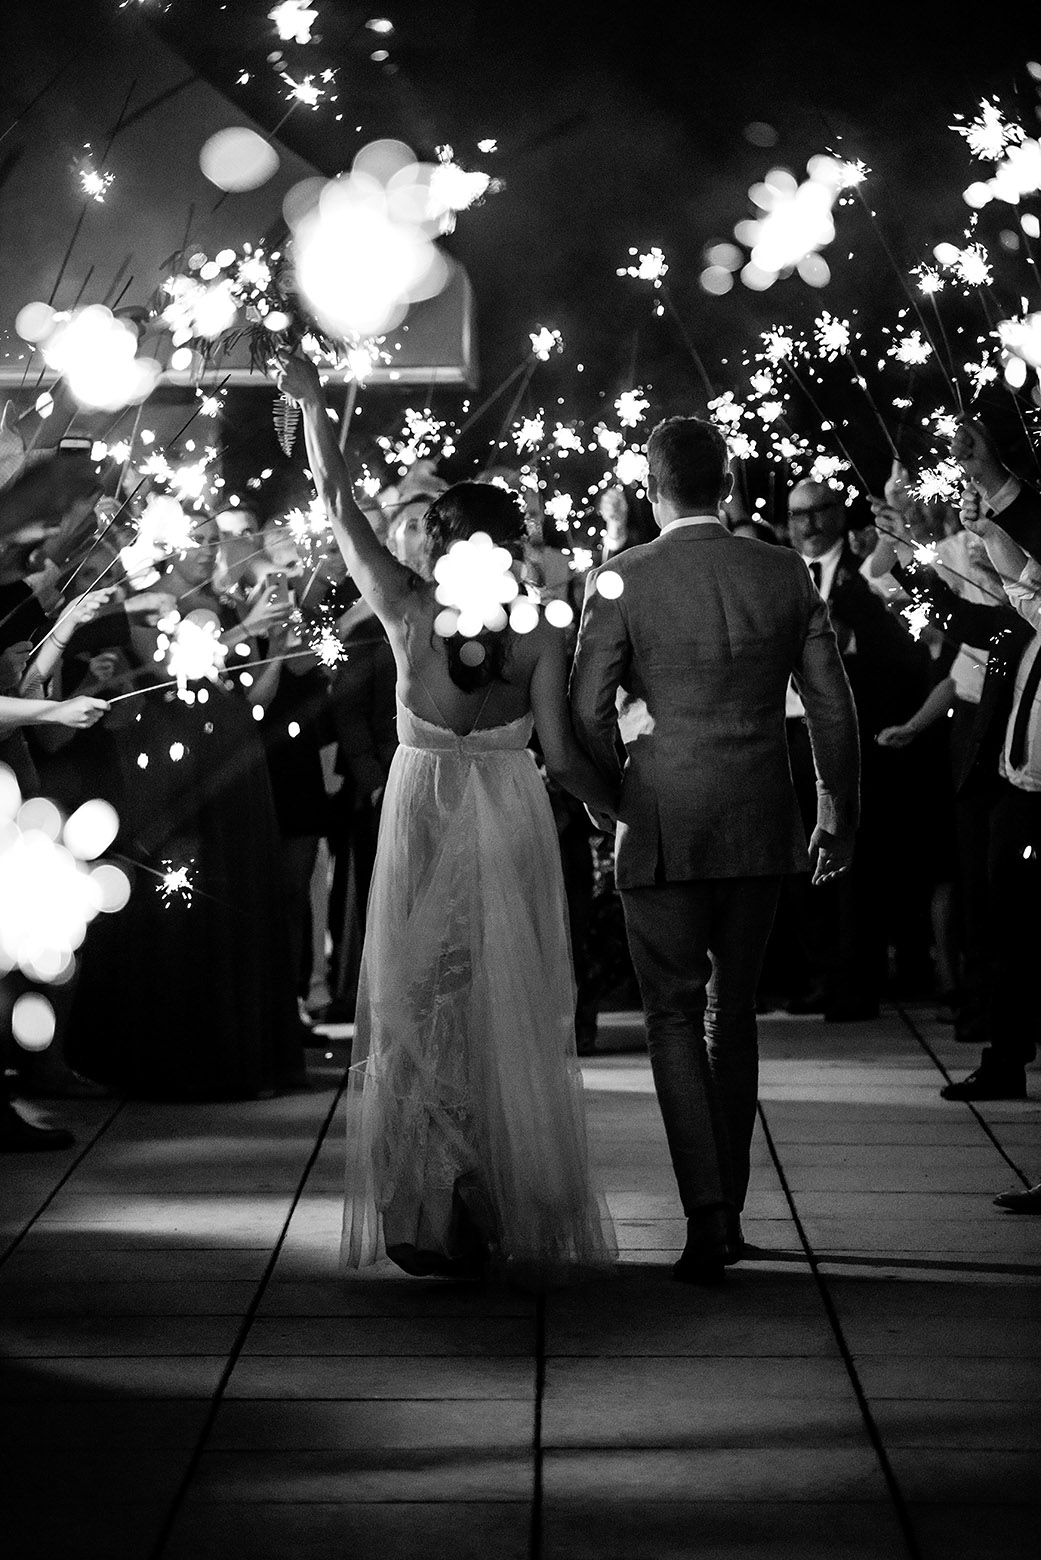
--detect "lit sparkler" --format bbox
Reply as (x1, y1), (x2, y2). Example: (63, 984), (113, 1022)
(615, 389), (650, 428)
(269, 1), (318, 43)
(889, 330), (932, 366)
(952, 99), (1025, 162)
(617, 248), (669, 286)
(158, 862), (195, 908)
(530, 326), (563, 361)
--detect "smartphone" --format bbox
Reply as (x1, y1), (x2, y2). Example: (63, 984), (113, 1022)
(58, 436), (94, 457)
(266, 571), (291, 607)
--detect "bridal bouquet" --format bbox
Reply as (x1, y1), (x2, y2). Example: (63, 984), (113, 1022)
(153, 243), (355, 454)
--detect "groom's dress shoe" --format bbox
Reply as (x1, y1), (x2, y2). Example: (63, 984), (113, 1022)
(993, 1182), (1041, 1213)
(940, 1066), (1026, 1102)
(673, 1210), (729, 1286)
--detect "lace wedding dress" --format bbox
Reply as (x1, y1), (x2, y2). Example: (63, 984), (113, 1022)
(341, 685), (615, 1286)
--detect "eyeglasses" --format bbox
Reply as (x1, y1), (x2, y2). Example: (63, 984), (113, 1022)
(788, 502), (841, 520)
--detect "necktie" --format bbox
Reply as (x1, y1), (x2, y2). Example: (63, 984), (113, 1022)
(1008, 639), (1041, 771)
(810, 560), (823, 593)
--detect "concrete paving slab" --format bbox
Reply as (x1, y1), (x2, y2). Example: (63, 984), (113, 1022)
(164, 1500), (531, 1560)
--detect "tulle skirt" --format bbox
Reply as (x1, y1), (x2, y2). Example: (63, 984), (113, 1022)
(341, 741), (615, 1287)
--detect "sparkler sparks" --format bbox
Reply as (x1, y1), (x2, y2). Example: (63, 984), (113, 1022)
(914, 265), (946, 296)
(614, 389), (650, 428)
(269, 1), (318, 43)
(813, 312), (851, 360)
(617, 248), (669, 286)
(529, 326), (563, 361)
(282, 73), (325, 108)
(158, 862), (195, 908)
(614, 449), (648, 487)
(156, 612), (229, 700)
(513, 415), (545, 454)
(949, 242), (993, 287)
(952, 99), (1025, 162)
(888, 330), (932, 366)
(910, 458), (963, 503)
(79, 162), (114, 203)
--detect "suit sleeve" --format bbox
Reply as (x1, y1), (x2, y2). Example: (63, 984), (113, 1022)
(330, 647), (389, 798)
(792, 586), (861, 836)
(990, 485), (1041, 567)
(568, 569), (630, 789)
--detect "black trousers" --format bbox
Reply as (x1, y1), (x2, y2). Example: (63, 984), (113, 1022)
(974, 778), (1041, 1070)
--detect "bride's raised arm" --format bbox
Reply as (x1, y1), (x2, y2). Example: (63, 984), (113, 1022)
(273, 354), (414, 622)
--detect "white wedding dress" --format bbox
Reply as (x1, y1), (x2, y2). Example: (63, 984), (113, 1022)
(341, 682), (615, 1286)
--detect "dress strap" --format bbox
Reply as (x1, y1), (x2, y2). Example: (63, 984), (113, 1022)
(413, 663), (496, 737)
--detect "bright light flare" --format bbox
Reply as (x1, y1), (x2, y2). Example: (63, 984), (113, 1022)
(433, 532), (520, 638)
(617, 247), (669, 286)
(19, 305), (160, 412)
(157, 610), (229, 698)
(0, 766), (126, 991)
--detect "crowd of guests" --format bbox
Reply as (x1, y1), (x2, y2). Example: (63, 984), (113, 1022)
(0, 387), (1037, 1210)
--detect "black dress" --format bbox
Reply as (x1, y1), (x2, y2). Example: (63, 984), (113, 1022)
(66, 612), (302, 1100)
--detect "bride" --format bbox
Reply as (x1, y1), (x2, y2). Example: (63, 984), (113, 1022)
(275, 355), (617, 1286)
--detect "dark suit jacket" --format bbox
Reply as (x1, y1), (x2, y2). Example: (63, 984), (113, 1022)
(569, 523), (860, 889)
(993, 483), (1041, 567)
(329, 609), (398, 800)
(825, 544), (930, 734)
(897, 561), (1032, 794)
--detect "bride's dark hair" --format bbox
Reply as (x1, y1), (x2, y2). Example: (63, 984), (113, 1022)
(421, 481), (528, 692)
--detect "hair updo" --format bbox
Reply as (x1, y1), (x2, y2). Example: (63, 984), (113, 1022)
(421, 481), (528, 692)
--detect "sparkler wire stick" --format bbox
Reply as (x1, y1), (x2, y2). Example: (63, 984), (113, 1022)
(0, 44), (90, 147)
(105, 648), (322, 704)
(850, 185), (963, 409)
(47, 79), (138, 311)
(490, 360), (538, 453)
(456, 359), (529, 439)
(659, 283), (715, 403)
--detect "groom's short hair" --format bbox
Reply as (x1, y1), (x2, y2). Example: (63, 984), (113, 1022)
(647, 417), (729, 511)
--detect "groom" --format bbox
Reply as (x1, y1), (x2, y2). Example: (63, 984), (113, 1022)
(570, 417), (860, 1282)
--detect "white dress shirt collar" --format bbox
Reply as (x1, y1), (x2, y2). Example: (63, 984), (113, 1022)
(659, 514), (726, 535)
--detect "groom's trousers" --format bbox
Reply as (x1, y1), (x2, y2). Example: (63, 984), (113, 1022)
(621, 877), (782, 1215)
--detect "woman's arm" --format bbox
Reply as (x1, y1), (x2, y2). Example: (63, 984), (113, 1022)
(274, 355), (414, 621)
(0, 693), (109, 735)
(529, 623), (619, 818)
(877, 677), (956, 748)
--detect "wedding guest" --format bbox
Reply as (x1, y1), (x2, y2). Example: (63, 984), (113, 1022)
(66, 518), (305, 1100)
(784, 479), (929, 1019)
(874, 418), (1041, 1101)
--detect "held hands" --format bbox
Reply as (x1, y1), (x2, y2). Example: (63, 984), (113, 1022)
(808, 825), (854, 886)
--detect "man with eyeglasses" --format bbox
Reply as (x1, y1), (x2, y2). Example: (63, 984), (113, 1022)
(784, 480), (928, 1022)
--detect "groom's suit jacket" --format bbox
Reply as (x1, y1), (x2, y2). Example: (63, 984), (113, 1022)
(569, 521), (860, 890)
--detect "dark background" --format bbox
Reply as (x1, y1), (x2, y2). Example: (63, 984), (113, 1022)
(4, 0), (1039, 506)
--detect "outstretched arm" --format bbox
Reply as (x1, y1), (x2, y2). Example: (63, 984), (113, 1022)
(273, 355), (414, 622)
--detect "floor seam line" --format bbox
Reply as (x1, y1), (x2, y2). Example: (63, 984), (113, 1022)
(756, 1099), (924, 1560)
(147, 1071), (351, 1560)
(892, 1002), (1033, 1189)
(528, 1292), (546, 1560)
(0, 1098), (128, 1271)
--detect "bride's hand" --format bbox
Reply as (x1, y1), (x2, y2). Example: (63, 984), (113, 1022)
(270, 352), (322, 406)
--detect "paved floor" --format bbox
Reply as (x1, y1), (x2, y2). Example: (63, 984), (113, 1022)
(1, 1003), (1038, 1560)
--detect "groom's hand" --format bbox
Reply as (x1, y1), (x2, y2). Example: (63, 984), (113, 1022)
(808, 825), (854, 886)
(585, 805), (616, 835)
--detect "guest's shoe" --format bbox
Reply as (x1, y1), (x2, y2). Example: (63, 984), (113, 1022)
(823, 1002), (879, 1022)
(782, 991), (825, 1015)
(673, 1210), (728, 1285)
(0, 1105), (75, 1153)
(993, 1182), (1041, 1213)
(940, 1067), (1026, 1102)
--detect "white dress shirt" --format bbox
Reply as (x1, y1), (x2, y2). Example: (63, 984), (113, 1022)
(999, 558), (1041, 792)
